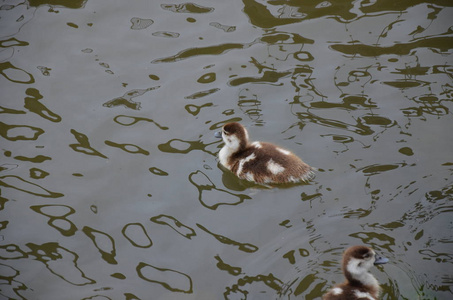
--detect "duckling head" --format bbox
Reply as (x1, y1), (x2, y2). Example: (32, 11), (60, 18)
(215, 122), (249, 152)
(343, 246), (388, 286)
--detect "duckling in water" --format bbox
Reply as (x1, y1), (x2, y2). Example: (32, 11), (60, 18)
(323, 245), (389, 300)
(215, 122), (314, 184)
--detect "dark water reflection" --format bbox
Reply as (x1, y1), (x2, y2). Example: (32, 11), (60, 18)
(1, 0), (452, 299)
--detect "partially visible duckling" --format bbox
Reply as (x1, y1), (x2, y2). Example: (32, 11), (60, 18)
(323, 245), (389, 300)
(214, 122), (314, 184)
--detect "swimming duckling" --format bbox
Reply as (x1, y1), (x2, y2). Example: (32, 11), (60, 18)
(214, 122), (314, 184)
(323, 245), (389, 300)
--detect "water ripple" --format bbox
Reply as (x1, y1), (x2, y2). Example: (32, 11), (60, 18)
(30, 205), (77, 236)
(0, 175), (63, 198)
(196, 223), (258, 253)
(209, 22), (236, 32)
(188, 170), (252, 210)
(104, 140), (149, 155)
(184, 88), (219, 99)
(225, 273), (285, 299)
(113, 115), (168, 130)
(28, 0), (87, 9)
(24, 88), (62, 122)
(152, 43), (248, 64)
(82, 226), (117, 265)
(122, 223), (153, 248)
(130, 17), (153, 30)
(103, 87), (160, 110)
(358, 163), (406, 176)
(331, 36), (453, 57)
(150, 215), (196, 239)
(69, 129), (107, 158)
(0, 121), (44, 141)
(136, 262), (193, 293)
(0, 62), (34, 84)
(26, 242), (95, 286)
(152, 31), (180, 38)
(161, 3), (214, 13)
(214, 255), (242, 276)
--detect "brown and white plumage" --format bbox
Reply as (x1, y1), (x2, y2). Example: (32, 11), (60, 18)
(323, 245), (389, 300)
(215, 122), (314, 184)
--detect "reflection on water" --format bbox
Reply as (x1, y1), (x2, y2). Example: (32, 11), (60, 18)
(209, 22), (236, 33)
(0, 121), (44, 141)
(150, 215), (196, 239)
(104, 140), (150, 155)
(136, 262), (193, 294)
(102, 87), (160, 110)
(0, 62), (34, 84)
(0, 175), (63, 198)
(27, 242), (96, 286)
(130, 18), (154, 30)
(1, 0), (452, 299)
(188, 170), (252, 209)
(30, 204), (77, 236)
(113, 115), (168, 130)
(158, 138), (218, 155)
(161, 3), (214, 14)
(25, 88), (62, 122)
(82, 226), (117, 265)
(185, 88), (219, 100)
(225, 273), (286, 299)
(69, 129), (108, 158)
(196, 223), (258, 253)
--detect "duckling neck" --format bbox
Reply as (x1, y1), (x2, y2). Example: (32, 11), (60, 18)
(346, 272), (381, 299)
(219, 141), (248, 168)
(347, 271), (379, 288)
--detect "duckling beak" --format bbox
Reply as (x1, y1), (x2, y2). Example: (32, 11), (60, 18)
(214, 131), (222, 138)
(374, 255), (389, 265)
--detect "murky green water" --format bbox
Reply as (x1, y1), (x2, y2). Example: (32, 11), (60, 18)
(1, 0), (452, 299)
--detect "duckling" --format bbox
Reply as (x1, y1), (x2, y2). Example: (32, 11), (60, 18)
(214, 122), (314, 184)
(323, 245), (389, 300)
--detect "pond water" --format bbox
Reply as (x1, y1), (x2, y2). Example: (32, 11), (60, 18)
(1, 0), (452, 299)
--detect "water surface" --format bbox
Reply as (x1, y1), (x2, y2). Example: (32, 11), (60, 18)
(1, 0), (452, 299)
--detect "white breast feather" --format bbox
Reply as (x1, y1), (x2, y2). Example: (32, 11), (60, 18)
(219, 133), (242, 168)
(224, 134), (241, 151)
(346, 258), (379, 289)
(219, 146), (233, 168)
